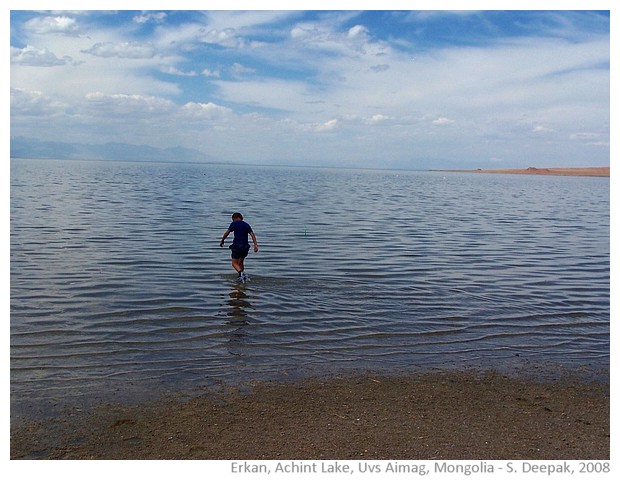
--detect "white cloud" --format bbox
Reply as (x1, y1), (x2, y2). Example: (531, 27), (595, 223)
(201, 68), (221, 78)
(11, 45), (68, 66)
(80, 93), (234, 123)
(82, 41), (156, 59)
(181, 102), (233, 120)
(346, 24), (370, 52)
(133, 12), (167, 24)
(347, 25), (368, 40)
(24, 16), (79, 35)
(10, 87), (66, 116)
(315, 118), (338, 131)
(160, 65), (198, 76)
(368, 114), (390, 124)
(289, 18), (375, 56)
(84, 92), (176, 115)
(200, 28), (245, 48)
(12, 87), (238, 148)
(290, 24), (316, 41)
(9, 11), (609, 168)
(11, 17), (181, 100)
(203, 10), (300, 33)
(532, 125), (553, 133)
(231, 63), (256, 76)
(432, 117), (455, 126)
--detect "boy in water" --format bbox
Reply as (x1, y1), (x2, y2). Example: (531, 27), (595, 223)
(219, 212), (259, 281)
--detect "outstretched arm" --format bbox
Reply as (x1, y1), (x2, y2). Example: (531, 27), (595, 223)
(250, 232), (259, 252)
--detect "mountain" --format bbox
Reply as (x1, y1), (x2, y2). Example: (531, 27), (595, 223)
(10, 137), (214, 163)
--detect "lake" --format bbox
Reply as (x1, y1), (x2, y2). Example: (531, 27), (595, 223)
(10, 159), (610, 415)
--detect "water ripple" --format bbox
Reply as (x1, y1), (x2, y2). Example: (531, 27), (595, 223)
(10, 160), (609, 411)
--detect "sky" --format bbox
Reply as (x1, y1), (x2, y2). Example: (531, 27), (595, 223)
(8, 3), (611, 169)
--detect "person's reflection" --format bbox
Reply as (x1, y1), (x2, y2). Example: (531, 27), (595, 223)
(227, 282), (252, 319)
(226, 282), (253, 355)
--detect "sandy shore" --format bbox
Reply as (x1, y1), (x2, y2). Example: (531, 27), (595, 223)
(433, 167), (610, 177)
(10, 370), (609, 460)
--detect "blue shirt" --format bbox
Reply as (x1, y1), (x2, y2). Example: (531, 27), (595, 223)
(228, 220), (253, 246)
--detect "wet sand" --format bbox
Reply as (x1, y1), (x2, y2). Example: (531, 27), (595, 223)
(10, 370), (609, 460)
(433, 166), (610, 177)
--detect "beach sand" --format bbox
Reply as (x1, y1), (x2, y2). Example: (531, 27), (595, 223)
(434, 167), (610, 177)
(10, 370), (609, 460)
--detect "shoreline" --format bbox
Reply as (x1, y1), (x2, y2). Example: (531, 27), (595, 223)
(432, 166), (610, 177)
(11, 370), (609, 460)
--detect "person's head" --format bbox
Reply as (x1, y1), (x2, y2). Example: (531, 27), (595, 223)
(232, 212), (243, 221)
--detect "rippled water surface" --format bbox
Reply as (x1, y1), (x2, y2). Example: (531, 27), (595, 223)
(11, 159), (609, 412)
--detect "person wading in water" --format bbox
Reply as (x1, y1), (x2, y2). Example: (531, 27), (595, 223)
(219, 212), (259, 281)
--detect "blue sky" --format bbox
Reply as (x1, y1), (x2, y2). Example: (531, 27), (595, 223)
(9, 4), (611, 169)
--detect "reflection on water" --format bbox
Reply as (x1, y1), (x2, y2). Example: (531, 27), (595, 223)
(225, 281), (253, 356)
(10, 159), (609, 414)
(227, 281), (252, 320)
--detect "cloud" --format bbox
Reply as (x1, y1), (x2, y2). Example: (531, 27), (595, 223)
(201, 68), (221, 78)
(82, 41), (156, 59)
(10, 87), (67, 116)
(9, 11), (609, 168)
(159, 65), (198, 76)
(231, 63), (256, 76)
(290, 24), (319, 41)
(289, 17), (375, 56)
(346, 24), (370, 52)
(23, 15), (79, 35)
(181, 102), (233, 120)
(84, 92), (176, 116)
(315, 118), (338, 131)
(347, 25), (368, 40)
(133, 12), (167, 24)
(12, 87), (237, 147)
(532, 125), (553, 133)
(11, 45), (68, 66)
(432, 117), (455, 126)
(160, 65), (198, 77)
(368, 114), (390, 124)
(19, 90), (235, 127)
(200, 28), (245, 48)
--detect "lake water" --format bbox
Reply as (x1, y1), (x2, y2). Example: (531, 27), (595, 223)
(10, 159), (610, 415)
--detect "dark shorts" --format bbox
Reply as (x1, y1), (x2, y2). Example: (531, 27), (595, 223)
(230, 243), (250, 259)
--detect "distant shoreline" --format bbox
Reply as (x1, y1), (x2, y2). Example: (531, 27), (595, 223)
(432, 166), (610, 177)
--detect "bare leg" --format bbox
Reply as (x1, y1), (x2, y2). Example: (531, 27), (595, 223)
(231, 258), (244, 274)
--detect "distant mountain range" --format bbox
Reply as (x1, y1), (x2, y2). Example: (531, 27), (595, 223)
(10, 136), (214, 163)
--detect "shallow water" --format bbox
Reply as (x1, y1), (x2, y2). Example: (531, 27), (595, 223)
(10, 159), (609, 413)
